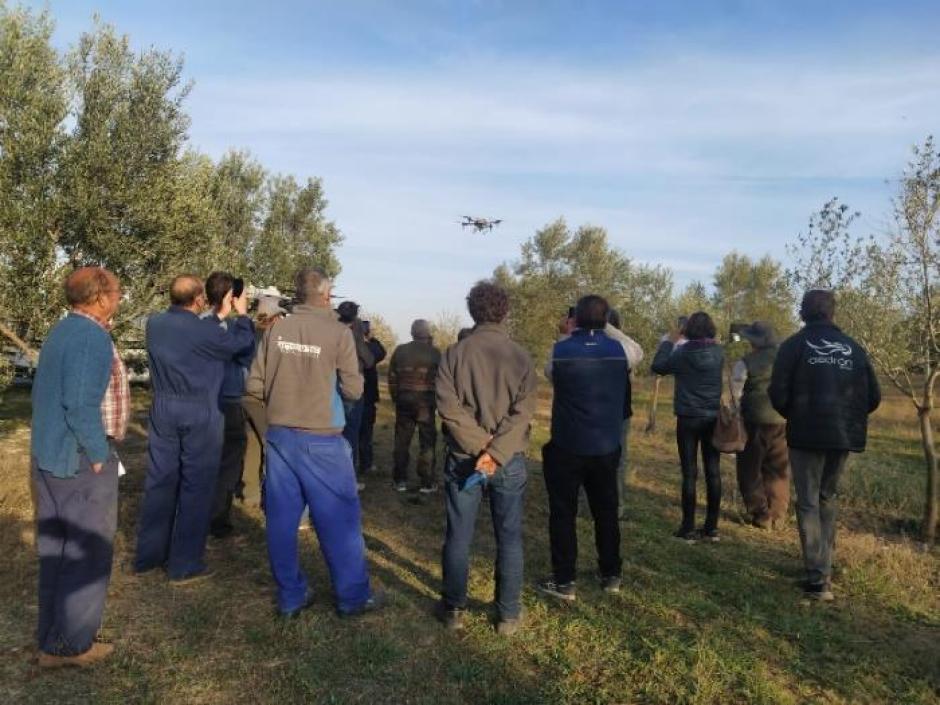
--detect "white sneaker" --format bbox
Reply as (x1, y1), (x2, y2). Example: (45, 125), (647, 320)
(395, 482), (408, 493)
(356, 481), (366, 492)
(418, 484), (439, 494)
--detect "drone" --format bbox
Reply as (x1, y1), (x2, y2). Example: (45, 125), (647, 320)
(461, 215), (503, 234)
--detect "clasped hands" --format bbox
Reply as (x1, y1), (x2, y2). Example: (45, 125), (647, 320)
(475, 436), (500, 477)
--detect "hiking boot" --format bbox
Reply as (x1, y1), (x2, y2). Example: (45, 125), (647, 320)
(803, 582), (835, 602)
(752, 516), (772, 530)
(673, 528), (699, 543)
(169, 567), (215, 585)
(337, 591), (387, 618)
(535, 576), (577, 602)
(418, 484), (439, 495)
(701, 529), (721, 543)
(279, 592), (316, 620)
(435, 601), (466, 631)
(38, 642), (114, 669)
(600, 575), (622, 594)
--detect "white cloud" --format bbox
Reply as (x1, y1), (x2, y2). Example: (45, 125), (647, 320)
(184, 52), (939, 336)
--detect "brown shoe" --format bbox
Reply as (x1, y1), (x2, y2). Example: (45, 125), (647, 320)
(38, 642), (114, 668)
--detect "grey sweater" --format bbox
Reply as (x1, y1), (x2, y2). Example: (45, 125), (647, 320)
(246, 305), (363, 434)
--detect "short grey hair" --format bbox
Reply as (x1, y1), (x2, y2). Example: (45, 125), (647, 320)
(294, 267), (331, 304)
(411, 319), (431, 339)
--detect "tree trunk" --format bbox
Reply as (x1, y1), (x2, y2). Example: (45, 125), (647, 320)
(645, 376), (662, 434)
(0, 320), (148, 439)
(0, 321), (39, 364)
(919, 406), (939, 544)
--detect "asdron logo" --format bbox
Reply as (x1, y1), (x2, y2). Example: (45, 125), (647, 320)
(806, 339), (853, 369)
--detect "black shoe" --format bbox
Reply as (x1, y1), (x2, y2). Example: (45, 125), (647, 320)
(701, 528), (720, 543)
(535, 576), (577, 602)
(169, 567), (215, 585)
(673, 528), (699, 543)
(280, 592), (316, 619)
(337, 591), (387, 618)
(803, 581), (834, 602)
(435, 601), (466, 631)
(210, 521), (234, 539)
(599, 575), (622, 594)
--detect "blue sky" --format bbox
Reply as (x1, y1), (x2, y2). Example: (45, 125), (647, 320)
(27, 0), (940, 337)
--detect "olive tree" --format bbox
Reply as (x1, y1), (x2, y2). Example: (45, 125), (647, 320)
(788, 137), (940, 543)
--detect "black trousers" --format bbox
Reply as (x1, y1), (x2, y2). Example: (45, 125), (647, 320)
(542, 441), (622, 584)
(676, 415), (722, 532)
(211, 400), (248, 530)
(358, 401), (377, 472)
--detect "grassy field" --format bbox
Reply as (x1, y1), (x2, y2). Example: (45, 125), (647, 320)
(0, 379), (938, 705)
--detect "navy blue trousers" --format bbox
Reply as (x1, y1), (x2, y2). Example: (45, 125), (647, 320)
(135, 396), (223, 579)
(441, 452), (527, 620)
(34, 453), (118, 656)
(342, 398), (364, 473)
(264, 426), (372, 614)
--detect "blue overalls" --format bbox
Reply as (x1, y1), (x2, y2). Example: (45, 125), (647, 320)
(134, 307), (254, 579)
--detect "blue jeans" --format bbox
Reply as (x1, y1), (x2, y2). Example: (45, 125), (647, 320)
(790, 448), (848, 585)
(264, 426), (372, 614)
(342, 399), (364, 474)
(441, 451), (527, 620)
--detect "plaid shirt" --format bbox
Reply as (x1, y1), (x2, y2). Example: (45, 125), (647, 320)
(73, 310), (131, 441)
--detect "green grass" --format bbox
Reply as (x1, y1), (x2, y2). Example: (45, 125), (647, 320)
(0, 380), (938, 705)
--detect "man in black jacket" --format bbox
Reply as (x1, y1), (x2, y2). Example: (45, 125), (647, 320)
(358, 320), (387, 477)
(769, 289), (881, 601)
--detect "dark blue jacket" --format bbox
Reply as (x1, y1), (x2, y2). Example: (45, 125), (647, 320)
(769, 321), (881, 451)
(549, 329), (629, 456)
(651, 339), (723, 418)
(201, 312), (255, 402)
(146, 307), (255, 407)
(31, 314), (114, 477)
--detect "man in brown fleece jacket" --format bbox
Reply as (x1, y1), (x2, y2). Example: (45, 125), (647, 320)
(435, 281), (537, 636)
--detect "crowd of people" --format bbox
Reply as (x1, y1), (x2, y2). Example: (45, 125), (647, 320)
(28, 265), (881, 667)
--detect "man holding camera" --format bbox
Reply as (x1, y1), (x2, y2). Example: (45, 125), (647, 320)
(134, 274), (255, 582)
(337, 301), (375, 487)
(201, 272), (256, 538)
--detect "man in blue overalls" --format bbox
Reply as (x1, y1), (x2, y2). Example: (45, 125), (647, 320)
(134, 275), (255, 582)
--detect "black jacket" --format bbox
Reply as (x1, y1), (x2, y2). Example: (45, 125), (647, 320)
(362, 339), (387, 404)
(651, 339), (723, 418)
(769, 321), (881, 452)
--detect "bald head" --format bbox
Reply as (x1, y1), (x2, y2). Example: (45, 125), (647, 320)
(170, 275), (204, 308)
(65, 266), (121, 321)
(65, 267), (118, 307)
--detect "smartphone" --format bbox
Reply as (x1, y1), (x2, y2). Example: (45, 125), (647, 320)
(232, 278), (244, 298)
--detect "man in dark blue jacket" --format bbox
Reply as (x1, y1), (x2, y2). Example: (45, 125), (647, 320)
(201, 272), (255, 538)
(537, 295), (628, 602)
(134, 275), (255, 582)
(769, 289), (881, 601)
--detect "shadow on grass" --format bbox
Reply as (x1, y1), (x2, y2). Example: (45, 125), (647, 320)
(1, 389), (938, 704)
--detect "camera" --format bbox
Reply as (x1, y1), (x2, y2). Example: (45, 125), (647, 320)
(729, 322), (748, 343)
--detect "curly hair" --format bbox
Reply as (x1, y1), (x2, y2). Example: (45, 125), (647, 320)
(466, 281), (509, 324)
